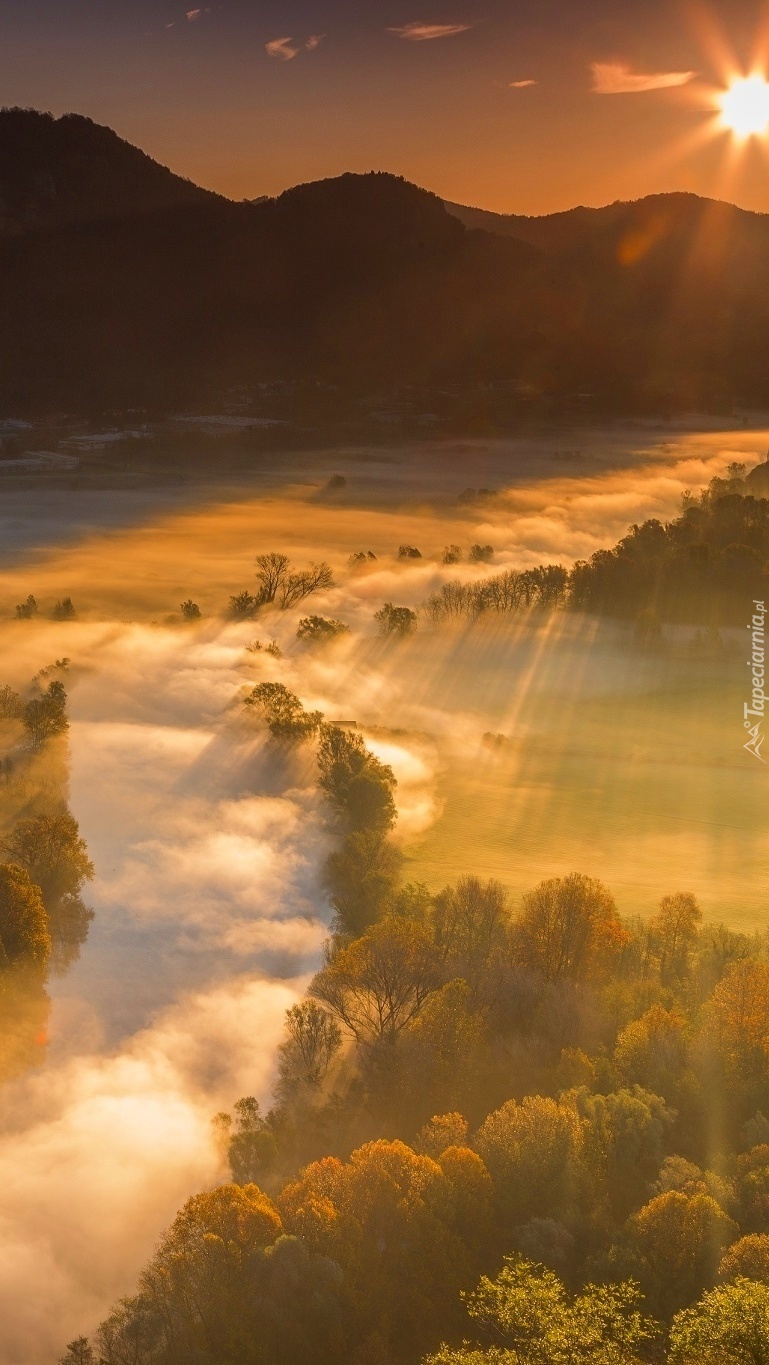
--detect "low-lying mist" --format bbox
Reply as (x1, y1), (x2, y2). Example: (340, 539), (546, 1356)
(0, 425), (765, 1362)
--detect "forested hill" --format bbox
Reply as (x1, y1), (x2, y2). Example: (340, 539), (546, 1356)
(5, 108), (769, 413)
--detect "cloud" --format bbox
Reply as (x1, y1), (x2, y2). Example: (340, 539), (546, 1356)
(388, 21), (474, 41)
(509, 79), (537, 89)
(266, 36), (299, 60)
(590, 61), (696, 94)
(305, 34), (325, 52)
(186, 7), (204, 20)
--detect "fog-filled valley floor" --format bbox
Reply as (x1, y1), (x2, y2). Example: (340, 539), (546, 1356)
(0, 423), (767, 1362)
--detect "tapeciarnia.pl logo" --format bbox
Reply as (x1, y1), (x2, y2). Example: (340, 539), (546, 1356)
(744, 599), (766, 763)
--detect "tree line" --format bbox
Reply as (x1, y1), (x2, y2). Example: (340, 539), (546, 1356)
(0, 672), (94, 1078)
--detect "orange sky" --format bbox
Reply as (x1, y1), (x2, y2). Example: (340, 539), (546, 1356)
(3, 0), (769, 213)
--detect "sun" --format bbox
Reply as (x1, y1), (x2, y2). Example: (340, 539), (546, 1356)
(719, 74), (769, 137)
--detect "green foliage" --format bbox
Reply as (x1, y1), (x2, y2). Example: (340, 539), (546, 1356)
(669, 1278), (769, 1363)
(426, 1257), (657, 1365)
(568, 483), (769, 623)
(245, 682), (324, 743)
(317, 725), (397, 833)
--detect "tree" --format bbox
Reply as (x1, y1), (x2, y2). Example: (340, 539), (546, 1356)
(297, 615), (349, 644)
(442, 545), (462, 564)
(276, 1000), (342, 1099)
(426, 1257), (657, 1365)
(623, 1190), (738, 1320)
(52, 597), (76, 620)
(3, 811), (93, 910)
(310, 916), (439, 1045)
(719, 1234), (769, 1284)
(669, 1279), (769, 1364)
(0, 863), (50, 971)
(325, 828), (403, 935)
(515, 873), (629, 983)
(278, 1139), (476, 1362)
(398, 545), (422, 559)
(0, 685), (23, 720)
(58, 1340), (95, 1365)
(474, 1095), (583, 1225)
(254, 553), (334, 609)
(214, 1098), (279, 1186)
(244, 683), (324, 743)
(22, 680), (69, 751)
(613, 1005), (688, 1100)
(15, 594), (37, 619)
(95, 1184), (283, 1364)
(706, 959), (769, 1065)
(180, 599), (201, 620)
(2, 811), (94, 969)
(415, 1112), (469, 1159)
(375, 603), (417, 636)
(317, 725), (396, 833)
(228, 589), (259, 618)
(469, 544), (494, 563)
(432, 876), (510, 1006)
(649, 892), (702, 985)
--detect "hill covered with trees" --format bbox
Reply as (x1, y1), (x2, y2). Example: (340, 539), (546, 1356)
(6, 109), (769, 412)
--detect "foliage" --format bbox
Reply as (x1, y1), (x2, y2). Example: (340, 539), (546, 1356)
(0, 863), (50, 972)
(317, 725), (397, 833)
(516, 873), (629, 982)
(669, 1278), (769, 1363)
(375, 602), (418, 635)
(297, 615), (349, 644)
(426, 1256), (657, 1365)
(180, 599), (201, 620)
(245, 682), (324, 743)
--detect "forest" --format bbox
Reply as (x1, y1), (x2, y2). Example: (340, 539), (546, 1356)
(59, 667), (769, 1364)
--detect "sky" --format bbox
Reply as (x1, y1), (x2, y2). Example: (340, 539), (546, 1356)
(2, 0), (769, 215)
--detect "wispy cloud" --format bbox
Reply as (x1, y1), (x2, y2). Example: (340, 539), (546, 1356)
(388, 21), (474, 41)
(266, 36), (300, 60)
(509, 79), (537, 89)
(305, 34), (325, 52)
(590, 62), (696, 94)
(186, 7), (204, 20)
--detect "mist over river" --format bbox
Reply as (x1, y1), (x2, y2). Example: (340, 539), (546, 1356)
(0, 423), (767, 1362)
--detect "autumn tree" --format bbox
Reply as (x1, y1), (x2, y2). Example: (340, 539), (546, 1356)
(474, 1095), (583, 1225)
(649, 892), (702, 986)
(719, 1233), (769, 1284)
(0, 863), (50, 972)
(614, 1005), (688, 1101)
(515, 873), (628, 983)
(432, 876), (511, 1007)
(2, 811), (94, 969)
(96, 1184), (283, 1363)
(310, 916), (439, 1046)
(278, 1139), (478, 1361)
(622, 1190), (738, 1320)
